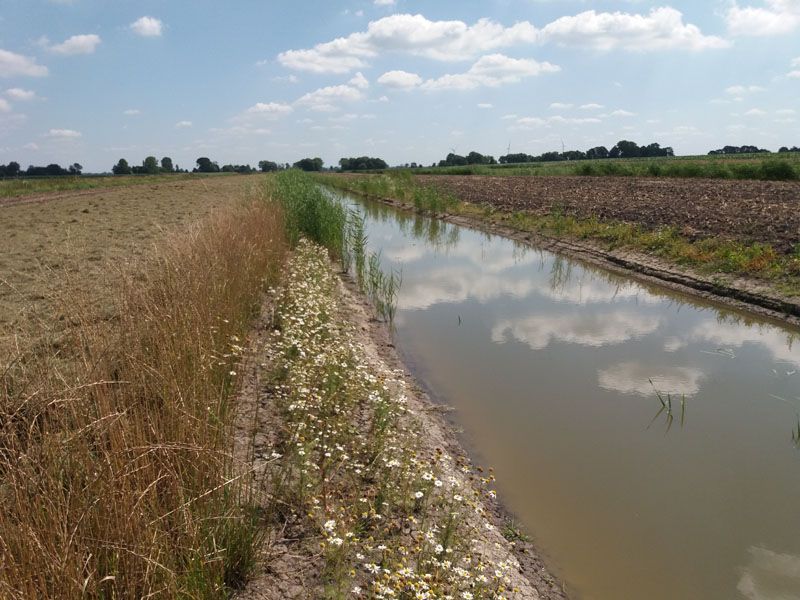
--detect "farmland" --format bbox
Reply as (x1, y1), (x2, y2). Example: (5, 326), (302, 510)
(0, 175), (262, 357)
(408, 152), (800, 181)
(324, 172), (800, 304)
(0, 173), (546, 599)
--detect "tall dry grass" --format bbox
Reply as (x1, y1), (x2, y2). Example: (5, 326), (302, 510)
(0, 198), (286, 598)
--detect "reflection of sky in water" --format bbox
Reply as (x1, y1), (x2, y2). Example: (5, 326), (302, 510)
(344, 194), (800, 600)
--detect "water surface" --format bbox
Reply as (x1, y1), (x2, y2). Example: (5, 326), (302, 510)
(347, 196), (800, 600)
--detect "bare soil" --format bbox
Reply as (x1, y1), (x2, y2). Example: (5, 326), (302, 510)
(418, 175), (800, 253)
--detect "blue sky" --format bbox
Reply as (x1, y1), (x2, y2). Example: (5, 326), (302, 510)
(0, 0), (798, 171)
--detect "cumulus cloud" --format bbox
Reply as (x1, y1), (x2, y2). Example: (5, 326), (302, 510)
(726, 0), (800, 36)
(348, 72), (369, 89)
(598, 362), (704, 396)
(0, 98), (11, 112)
(580, 103), (604, 109)
(295, 84), (364, 111)
(49, 34), (101, 55)
(726, 84), (765, 95)
(540, 7), (729, 51)
(610, 109), (637, 117)
(5, 88), (36, 101)
(243, 102), (294, 118)
(377, 70), (423, 89)
(0, 49), (48, 77)
(175, 120), (193, 128)
(477, 102), (493, 109)
(374, 0), (395, 5)
(787, 56), (800, 78)
(420, 54), (560, 91)
(492, 311), (661, 350)
(550, 102), (573, 109)
(47, 128), (81, 138)
(131, 16), (164, 37)
(123, 108), (141, 116)
(278, 14), (538, 73)
(513, 115), (601, 129)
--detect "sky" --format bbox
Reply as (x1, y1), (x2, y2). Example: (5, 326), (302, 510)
(0, 0), (798, 172)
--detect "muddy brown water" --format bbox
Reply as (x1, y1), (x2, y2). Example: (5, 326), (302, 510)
(344, 194), (800, 600)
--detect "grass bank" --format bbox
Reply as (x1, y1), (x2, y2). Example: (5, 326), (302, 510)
(318, 173), (800, 300)
(249, 237), (528, 598)
(0, 195), (287, 597)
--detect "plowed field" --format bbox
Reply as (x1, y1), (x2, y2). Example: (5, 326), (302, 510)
(418, 175), (800, 253)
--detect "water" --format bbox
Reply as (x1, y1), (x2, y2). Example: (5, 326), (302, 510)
(346, 196), (800, 600)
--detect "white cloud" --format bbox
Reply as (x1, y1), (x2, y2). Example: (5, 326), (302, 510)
(540, 7), (729, 51)
(131, 16), (164, 37)
(377, 70), (423, 89)
(244, 102), (294, 118)
(513, 115), (601, 129)
(477, 102), (493, 109)
(611, 109), (637, 117)
(348, 72), (369, 89)
(776, 108), (796, 115)
(23, 142), (39, 150)
(744, 108), (767, 116)
(420, 54), (560, 91)
(0, 49), (48, 77)
(47, 128), (81, 138)
(295, 84), (364, 112)
(123, 108), (141, 116)
(278, 14), (538, 73)
(49, 34), (101, 55)
(788, 70), (800, 78)
(0, 98), (10, 112)
(5, 88), (36, 101)
(374, 0), (396, 4)
(501, 113), (518, 120)
(598, 362), (704, 397)
(271, 74), (299, 83)
(550, 102), (573, 109)
(175, 120), (193, 128)
(725, 84), (765, 95)
(580, 103), (604, 109)
(492, 312), (661, 350)
(726, 0), (800, 36)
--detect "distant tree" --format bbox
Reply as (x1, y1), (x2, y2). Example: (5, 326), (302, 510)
(47, 164), (68, 176)
(195, 157), (220, 173)
(499, 153), (534, 164)
(465, 151), (496, 165)
(142, 156), (159, 175)
(160, 157), (174, 172)
(258, 160), (278, 172)
(112, 158), (132, 175)
(68, 163), (83, 175)
(338, 156), (388, 171)
(0, 161), (21, 177)
(611, 140), (640, 159)
(585, 146), (609, 160)
(438, 153), (467, 167)
(293, 157), (323, 171)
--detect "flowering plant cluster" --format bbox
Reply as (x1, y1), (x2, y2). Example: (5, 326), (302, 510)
(263, 239), (523, 599)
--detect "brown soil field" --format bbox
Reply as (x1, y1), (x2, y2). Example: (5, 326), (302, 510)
(0, 175), (262, 357)
(418, 175), (800, 254)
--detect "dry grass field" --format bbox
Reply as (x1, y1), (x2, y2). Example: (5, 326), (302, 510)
(0, 175), (261, 357)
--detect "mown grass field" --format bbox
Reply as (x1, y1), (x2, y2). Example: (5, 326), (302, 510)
(0, 175), (261, 357)
(0, 173), (244, 200)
